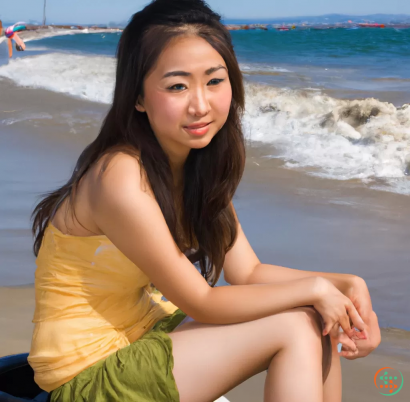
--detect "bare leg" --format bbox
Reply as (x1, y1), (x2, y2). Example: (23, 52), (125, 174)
(264, 306), (330, 401)
(7, 38), (12, 58)
(323, 337), (342, 402)
(13, 33), (26, 50)
(169, 307), (332, 402)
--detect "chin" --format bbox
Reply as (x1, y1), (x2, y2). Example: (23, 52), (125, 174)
(187, 134), (215, 150)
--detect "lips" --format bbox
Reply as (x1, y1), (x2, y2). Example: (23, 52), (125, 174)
(184, 122), (211, 129)
(183, 121), (212, 136)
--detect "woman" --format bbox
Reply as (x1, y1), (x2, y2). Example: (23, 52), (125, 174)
(28, 1), (381, 401)
(4, 21), (26, 58)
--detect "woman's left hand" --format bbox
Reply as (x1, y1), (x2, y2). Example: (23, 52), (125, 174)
(339, 276), (381, 359)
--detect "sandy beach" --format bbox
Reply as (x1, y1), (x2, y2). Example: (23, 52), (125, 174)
(1, 75), (409, 400)
(1, 285), (409, 401)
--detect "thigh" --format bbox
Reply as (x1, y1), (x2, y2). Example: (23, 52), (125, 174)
(169, 307), (326, 402)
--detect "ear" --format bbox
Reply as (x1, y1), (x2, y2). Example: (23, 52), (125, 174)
(135, 96), (146, 113)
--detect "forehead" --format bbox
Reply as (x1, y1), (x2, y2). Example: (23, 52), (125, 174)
(153, 35), (226, 74)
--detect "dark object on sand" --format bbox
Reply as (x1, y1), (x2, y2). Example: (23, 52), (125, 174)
(0, 353), (49, 401)
(405, 162), (410, 176)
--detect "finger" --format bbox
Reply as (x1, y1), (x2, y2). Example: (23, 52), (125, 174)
(323, 319), (339, 336)
(339, 348), (359, 359)
(339, 311), (354, 338)
(346, 303), (365, 332)
(322, 318), (334, 336)
(322, 323), (332, 336)
(329, 323), (340, 338)
(340, 344), (359, 356)
(351, 327), (368, 340)
(337, 332), (357, 352)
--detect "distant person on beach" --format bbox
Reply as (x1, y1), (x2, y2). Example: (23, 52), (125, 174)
(28, 1), (380, 401)
(5, 22), (26, 58)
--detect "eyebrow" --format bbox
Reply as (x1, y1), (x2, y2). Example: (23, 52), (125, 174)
(161, 65), (227, 79)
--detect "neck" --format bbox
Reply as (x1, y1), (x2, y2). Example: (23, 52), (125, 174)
(154, 135), (190, 189)
(170, 161), (184, 190)
(163, 145), (189, 190)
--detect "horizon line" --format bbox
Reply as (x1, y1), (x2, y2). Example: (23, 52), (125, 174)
(1, 12), (409, 25)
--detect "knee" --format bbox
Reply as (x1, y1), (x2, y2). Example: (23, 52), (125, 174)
(299, 307), (332, 382)
(281, 306), (332, 382)
(285, 306), (323, 340)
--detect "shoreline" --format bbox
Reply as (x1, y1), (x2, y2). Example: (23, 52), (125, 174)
(0, 26), (122, 44)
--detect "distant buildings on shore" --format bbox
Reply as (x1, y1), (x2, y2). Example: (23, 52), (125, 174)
(224, 22), (410, 31)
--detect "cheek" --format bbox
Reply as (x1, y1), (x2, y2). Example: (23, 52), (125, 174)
(213, 85), (232, 120)
(146, 92), (184, 129)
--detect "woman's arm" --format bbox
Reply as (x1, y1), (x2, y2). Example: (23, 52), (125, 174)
(223, 206), (380, 357)
(246, 263), (357, 295)
(87, 153), (354, 328)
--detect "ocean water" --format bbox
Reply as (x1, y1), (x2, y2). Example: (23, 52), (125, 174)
(1, 28), (410, 194)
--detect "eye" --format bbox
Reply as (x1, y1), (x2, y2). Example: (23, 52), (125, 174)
(208, 78), (225, 86)
(167, 78), (225, 91)
(168, 83), (187, 91)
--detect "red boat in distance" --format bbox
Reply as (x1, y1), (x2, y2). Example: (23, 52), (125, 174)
(276, 26), (290, 31)
(358, 23), (385, 28)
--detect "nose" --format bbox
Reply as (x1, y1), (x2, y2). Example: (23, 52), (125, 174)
(188, 87), (211, 117)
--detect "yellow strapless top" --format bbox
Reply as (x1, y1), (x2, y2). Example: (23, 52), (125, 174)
(28, 223), (179, 392)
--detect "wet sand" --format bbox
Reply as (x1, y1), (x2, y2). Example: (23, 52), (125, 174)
(1, 78), (409, 401)
(0, 78), (107, 286)
(239, 147), (410, 331)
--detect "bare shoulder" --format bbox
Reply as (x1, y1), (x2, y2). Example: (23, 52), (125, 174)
(87, 150), (153, 207)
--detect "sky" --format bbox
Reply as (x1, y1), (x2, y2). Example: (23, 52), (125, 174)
(0, 0), (408, 25)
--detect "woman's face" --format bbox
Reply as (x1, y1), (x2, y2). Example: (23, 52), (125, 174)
(136, 35), (232, 163)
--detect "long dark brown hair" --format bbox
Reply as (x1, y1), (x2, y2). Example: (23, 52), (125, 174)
(32, 0), (246, 286)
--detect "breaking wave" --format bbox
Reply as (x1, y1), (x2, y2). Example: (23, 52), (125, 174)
(1, 53), (409, 194)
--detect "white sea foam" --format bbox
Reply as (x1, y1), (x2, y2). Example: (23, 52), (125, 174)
(240, 63), (291, 74)
(1, 112), (53, 126)
(243, 82), (410, 194)
(0, 53), (116, 103)
(22, 46), (51, 52)
(1, 53), (409, 195)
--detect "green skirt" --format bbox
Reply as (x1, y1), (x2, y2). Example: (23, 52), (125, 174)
(50, 309), (187, 402)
